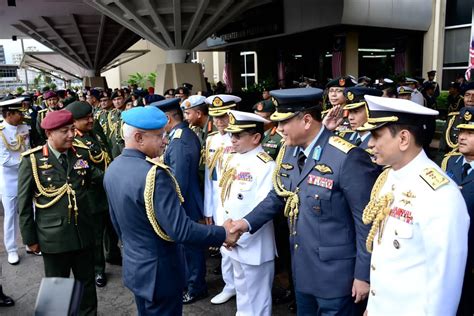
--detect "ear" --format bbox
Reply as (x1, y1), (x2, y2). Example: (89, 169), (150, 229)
(303, 113), (314, 130)
(134, 131), (143, 144)
(398, 129), (411, 151)
(252, 133), (262, 145)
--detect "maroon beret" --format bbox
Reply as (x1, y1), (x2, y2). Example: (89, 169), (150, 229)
(43, 91), (57, 100)
(41, 110), (74, 130)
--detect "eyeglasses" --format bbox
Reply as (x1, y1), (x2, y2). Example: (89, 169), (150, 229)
(231, 131), (254, 140)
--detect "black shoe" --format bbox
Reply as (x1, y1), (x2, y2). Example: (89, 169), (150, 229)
(95, 273), (107, 287)
(274, 289), (294, 305)
(0, 287), (14, 307)
(106, 257), (122, 266)
(288, 300), (297, 313)
(182, 290), (208, 304)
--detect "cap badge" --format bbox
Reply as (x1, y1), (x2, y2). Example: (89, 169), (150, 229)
(347, 91), (354, 101)
(213, 97), (224, 107)
(339, 78), (345, 87)
(464, 111), (472, 121)
(229, 113), (236, 124)
(184, 100), (191, 108)
(257, 102), (263, 111)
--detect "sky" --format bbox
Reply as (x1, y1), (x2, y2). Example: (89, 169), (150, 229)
(0, 38), (51, 64)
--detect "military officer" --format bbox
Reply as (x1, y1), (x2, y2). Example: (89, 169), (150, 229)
(182, 95), (215, 146)
(396, 86), (413, 100)
(203, 94), (241, 305)
(447, 82), (464, 113)
(95, 90), (113, 133)
(18, 110), (103, 315)
(86, 89), (101, 113)
(103, 106), (238, 315)
(231, 87), (379, 314)
(153, 98), (209, 304)
(220, 110), (277, 315)
(0, 97), (31, 264)
(325, 76), (357, 131)
(65, 101), (112, 288)
(36, 90), (60, 145)
(357, 95), (469, 316)
(404, 77), (425, 106)
(424, 70), (440, 98)
(441, 107), (474, 316)
(253, 99), (283, 159)
(107, 90), (126, 158)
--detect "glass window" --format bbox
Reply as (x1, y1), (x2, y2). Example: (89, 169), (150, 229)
(240, 52), (257, 89)
(443, 27), (470, 65)
(445, 0), (472, 26)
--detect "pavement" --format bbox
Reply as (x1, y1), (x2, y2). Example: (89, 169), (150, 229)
(0, 203), (293, 315)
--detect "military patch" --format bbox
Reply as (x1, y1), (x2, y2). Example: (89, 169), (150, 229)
(73, 159), (89, 169)
(339, 78), (345, 86)
(389, 207), (413, 224)
(257, 152), (273, 163)
(314, 164), (333, 174)
(173, 129), (183, 139)
(263, 143), (278, 149)
(419, 168), (449, 190)
(328, 136), (356, 153)
(307, 174), (333, 189)
(281, 163), (294, 170)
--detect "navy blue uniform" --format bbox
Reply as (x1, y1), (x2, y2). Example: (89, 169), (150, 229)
(164, 122), (208, 297)
(245, 128), (379, 307)
(104, 149), (226, 315)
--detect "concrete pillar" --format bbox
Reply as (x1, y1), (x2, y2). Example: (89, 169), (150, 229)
(83, 76), (108, 89)
(344, 31), (359, 77)
(165, 50), (189, 63)
(423, 0), (446, 85)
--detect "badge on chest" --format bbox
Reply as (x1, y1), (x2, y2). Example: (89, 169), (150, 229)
(307, 174), (333, 189)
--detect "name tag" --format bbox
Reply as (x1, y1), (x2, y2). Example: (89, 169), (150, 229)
(307, 174), (333, 189)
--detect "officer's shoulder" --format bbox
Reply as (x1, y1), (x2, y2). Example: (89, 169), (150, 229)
(419, 167), (450, 191)
(73, 141), (89, 150)
(208, 131), (218, 137)
(441, 151), (462, 171)
(145, 156), (170, 170)
(256, 151), (273, 163)
(172, 128), (183, 140)
(21, 146), (42, 157)
(448, 111), (460, 117)
(328, 136), (356, 154)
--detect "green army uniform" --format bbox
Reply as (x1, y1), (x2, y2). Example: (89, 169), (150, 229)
(35, 108), (51, 145)
(261, 126), (283, 159)
(447, 94), (464, 113)
(107, 108), (125, 158)
(18, 143), (103, 315)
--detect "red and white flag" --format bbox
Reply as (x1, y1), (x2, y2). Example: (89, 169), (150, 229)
(465, 37), (474, 81)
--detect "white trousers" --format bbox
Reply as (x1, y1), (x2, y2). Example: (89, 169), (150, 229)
(220, 247), (236, 294)
(2, 195), (19, 253)
(231, 258), (274, 316)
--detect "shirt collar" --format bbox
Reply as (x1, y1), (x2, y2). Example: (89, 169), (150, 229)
(462, 157), (474, 171)
(298, 126), (325, 158)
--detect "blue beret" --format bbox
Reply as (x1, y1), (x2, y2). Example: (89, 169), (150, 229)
(151, 98), (181, 112)
(121, 106), (167, 130)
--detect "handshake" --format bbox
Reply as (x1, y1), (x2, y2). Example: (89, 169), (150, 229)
(222, 219), (249, 248)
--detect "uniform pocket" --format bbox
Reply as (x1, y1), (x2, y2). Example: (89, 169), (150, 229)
(38, 216), (63, 228)
(394, 223), (413, 239)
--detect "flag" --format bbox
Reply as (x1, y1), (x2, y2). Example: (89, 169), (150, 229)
(465, 36), (474, 81)
(394, 39), (406, 75)
(332, 36), (344, 78)
(223, 51), (232, 93)
(277, 50), (285, 88)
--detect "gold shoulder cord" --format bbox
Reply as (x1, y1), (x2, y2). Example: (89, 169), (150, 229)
(107, 111), (116, 138)
(362, 168), (393, 253)
(219, 153), (235, 206)
(271, 145), (300, 234)
(445, 114), (459, 149)
(75, 139), (111, 168)
(207, 146), (224, 180)
(0, 130), (26, 152)
(144, 158), (185, 242)
(441, 149), (460, 171)
(30, 154), (79, 224)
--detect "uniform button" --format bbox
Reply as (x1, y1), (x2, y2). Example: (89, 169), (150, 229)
(394, 230), (398, 236)
(371, 264), (376, 271)
(281, 184), (285, 188)
(293, 231), (297, 236)
(314, 194), (319, 199)
(67, 176), (70, 180)
(393, 240), (400, 249)
(294, 244), (298, 250)
(225, 210), (229, 214)
(371, 290), (376, 296)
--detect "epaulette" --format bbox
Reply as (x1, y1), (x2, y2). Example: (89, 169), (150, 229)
(173, 129), (183, 139)
(73, 141), (89, 150)
(0, 124), (4, 130)
(328, 136), (356, 154)
(447, 111), (460, 117)
(38, 108), (48, 113)
(21, 146), (42, 157)
(146, 156), (170, 170)
(257, 151), (273, 163)
(419, 167), (449, 190)
(208, 131), (218, 137)
(337, 131), (355, 138)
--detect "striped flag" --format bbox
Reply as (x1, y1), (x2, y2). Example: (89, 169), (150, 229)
(465, 36), (474, 81)
(223, 51), (232, 93)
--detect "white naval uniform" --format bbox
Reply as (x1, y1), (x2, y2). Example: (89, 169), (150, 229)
(0, 121), (30, 253)
(410, 89), (424, 106)
(367, 150), (469, 316)
(203, 131), (235, 295)
(220, 145), (277, 316)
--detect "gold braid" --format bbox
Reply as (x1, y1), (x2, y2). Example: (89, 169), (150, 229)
(362, 168), (393, 253)
(0, 130), (26, 152)
(219, 153), (236, 206)
(143, 157), (185, 242)
(30, 154), (79, 224)
(441, 149), (460, 171)
(207, 146), (224, 180)
(445, 113), (460, 150)
(74, 139), (111, 169)
(271, 145), (300, 234)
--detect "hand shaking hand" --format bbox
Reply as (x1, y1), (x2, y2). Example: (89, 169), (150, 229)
(222, 219), (250, 249)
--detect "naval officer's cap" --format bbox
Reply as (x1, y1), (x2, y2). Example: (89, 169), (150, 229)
(397, 86), (414, 96)
(65, 101), (92, 120)
(358, 95), (438, 131)
(225, 110), (269, 133)
(457, 107), (474, 130)
(206, 94), (241, 117)
(269, 87), (323, 122)
(343, 87), (383, 111)
(151, 97), (180, 113)
(121, 106), (167, 130)
(181, 95), (207, 111)
(0, 97), (28, 112)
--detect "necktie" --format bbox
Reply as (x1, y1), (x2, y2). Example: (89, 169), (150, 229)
(355, 136), (362, 146)
(59, 153), (68, 172)
(297, 151), (306, 173)
(462, 163), (471, 180)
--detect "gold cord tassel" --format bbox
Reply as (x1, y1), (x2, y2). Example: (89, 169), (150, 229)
(207, 147), (224, 180)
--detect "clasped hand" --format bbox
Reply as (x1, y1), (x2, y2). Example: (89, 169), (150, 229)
(222, 219), (250, 249)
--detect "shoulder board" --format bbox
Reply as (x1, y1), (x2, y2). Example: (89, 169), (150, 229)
(146, 156), (170, 170)
(21, 146), (42, 157)
(257, 151), (273, 163)
(448, 111), (460, 117)
(73, 141), (89, 150)
(208, 131), (218, 136)
(0, 124), (4, 130)
(337, 131), (355, 137)
(419, 167), (449, 190)
(38, 108), (48, 113)
(328, 136), (356, 154)
(173, 129), (183, 139)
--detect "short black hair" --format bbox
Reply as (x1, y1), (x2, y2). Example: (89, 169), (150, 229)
(386, 123), (424, 147)
(242, 127), (264, 143)
(298, 104), (323, 122)
(169, 108), (184, 122)
(194, 104), (209, 116)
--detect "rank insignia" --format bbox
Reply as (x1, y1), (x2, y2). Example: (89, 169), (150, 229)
(281, 163), (294, 170)
(73, 159), (89, 169)
(257, 152), (272, 163)
(420, 168), (449, 190)
(314, 164), (333, 174)
(39, 163), (53, 170)
(307, 174), (333, 189)
(312, 145), (322, 161)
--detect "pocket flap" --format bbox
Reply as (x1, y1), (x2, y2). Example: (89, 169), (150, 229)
(318, 244), (356, 261)
(38, 217), (63, 228)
